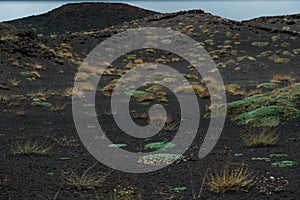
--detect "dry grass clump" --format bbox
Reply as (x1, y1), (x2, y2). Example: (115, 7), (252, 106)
(225, 84), (244, 96)
(241, 129), (279, 147)
(62, 165), (110, 190)
(74, 72), (90, 81)
(164, 122), (179, 131)
(175, 84), (209, 97)
(148, 113), (172, 125)
(50, 103), (67, 112)
(132, 112), (148, 119)
(61, 87), (73, 97)
(192, 84), (210, 97)
(75, 82), (95, 91)
(243, 89), (262, 98)
(271, 73), (294, 83)
(207, 162), (256, 193)
(11, 140), (52, 155)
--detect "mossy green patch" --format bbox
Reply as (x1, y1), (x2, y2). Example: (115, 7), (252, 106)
(205, 39), (214, 45)
(169, 187), (187, 192)
(224, 40), (233, 45)
(125, 90), (148, 98)
(269, 153), (288, 158)
(251, 157), (270, 161)
(227, 96), (294, 115)
(108, 143), (127, 148)
(257, 82), (277, 89)
(217, 63), (226, 68)
(228, 83), (300, 126)
(59, 157), (71, 161)
(144, 142), (176, 150)
(271, 161), (296, 168)
(234, 153), (244, 157)
(234, 106), (299, 126)
(31, 101), (52, 107)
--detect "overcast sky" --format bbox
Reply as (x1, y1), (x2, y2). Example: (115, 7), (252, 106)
(0, 1), (299, 22)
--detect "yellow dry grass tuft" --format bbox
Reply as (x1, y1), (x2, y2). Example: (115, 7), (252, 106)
(62, 165), (110, 190)
(271, 73), (294, 83)
(11, 140), (52, 155)
(241, 129), (279, 147)
(207, 162), (256, 193)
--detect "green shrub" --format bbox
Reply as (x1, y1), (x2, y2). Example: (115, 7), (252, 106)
(227, 83), (300, 126)
(234, 106), (299, 126)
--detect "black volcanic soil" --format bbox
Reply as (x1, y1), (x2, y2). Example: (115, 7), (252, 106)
(6, 3), (158, 35)
(0, 3), (299, 200)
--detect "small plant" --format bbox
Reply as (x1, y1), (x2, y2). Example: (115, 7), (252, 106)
(268, 56), (290, 64)
(16, 110), (25, 116)
(252, 41), (269, 47)
(271, 161), (296, 168)
(20, 71), (41, 81)
(183, 74), (199, 80)
(257, 82), (278, 89)
(125, 90), (148, 98)
(51, 136), (79, 147)
(50, 103), (67, 112)
(9, 78), (21, 87)
(105, 188), (139, 200)
(251, 157), (270, 161)
(207, 162), (256, 193)
(192, 84), (209, 98)
(62, 165), (109, 190)
(241, 129), (279, 147)
(243, 89), (262, 98)
(76, 82), (95, 91)
(271, 73), (294, 83)
(269, 153), (287, 158)
(136, 94), (155, 102)
(144, 142), (176, 150)
(225, 84), (244, 96)
(61, 87), (73, 97)
(104, 109), (117, 116)
(11, 140), (52, 155)
(175, 85), (198, 95)
(132, 112), (148, 119)
(168, 186), (187, 192)
(102, 82), (117, 96)
(157, 92), (168, 103)
(108, 143), (127, 148)
(148, 113), (172, 125)
(164, 122), (179, 131)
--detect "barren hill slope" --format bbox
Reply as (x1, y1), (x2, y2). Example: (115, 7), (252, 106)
(5, 2), (158, 35)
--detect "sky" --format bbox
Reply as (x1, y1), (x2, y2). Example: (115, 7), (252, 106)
(0, 1), (299, 22)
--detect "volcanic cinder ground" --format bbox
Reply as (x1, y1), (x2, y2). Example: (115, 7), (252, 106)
(0, 3), (299, 200)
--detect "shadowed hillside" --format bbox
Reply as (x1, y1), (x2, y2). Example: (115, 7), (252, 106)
(5, 2), (158, 35)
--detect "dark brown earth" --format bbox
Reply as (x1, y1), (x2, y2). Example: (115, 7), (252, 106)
(0, 3), (299, 200)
